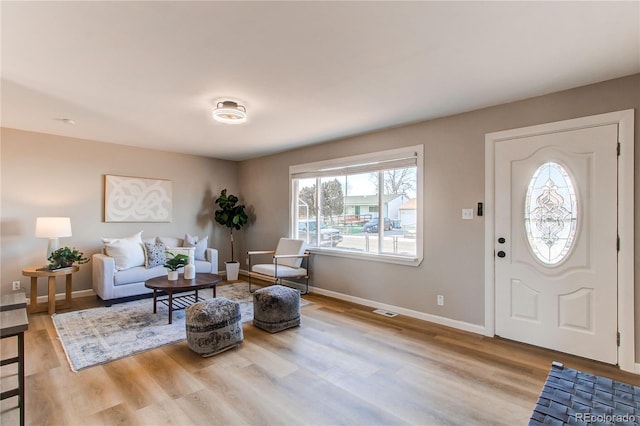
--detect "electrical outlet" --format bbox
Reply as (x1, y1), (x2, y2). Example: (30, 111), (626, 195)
(437, 295), (444, 306)
(12, 281), (21, 291)
(245, 258), (249, 266)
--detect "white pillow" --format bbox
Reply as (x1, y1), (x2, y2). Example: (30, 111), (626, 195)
(184, 233), (208, 261)
(103, 231), (145, 271)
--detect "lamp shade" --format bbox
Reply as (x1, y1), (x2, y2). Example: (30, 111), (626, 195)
(35, 217), (72, 238)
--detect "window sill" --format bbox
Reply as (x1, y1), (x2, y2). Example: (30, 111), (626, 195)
(306, 247), (422, 266)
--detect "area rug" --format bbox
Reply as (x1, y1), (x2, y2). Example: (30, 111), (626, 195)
(52, 282), (308, 372)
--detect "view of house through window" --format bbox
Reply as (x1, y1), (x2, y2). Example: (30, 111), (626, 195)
(290, 146), (422, 263)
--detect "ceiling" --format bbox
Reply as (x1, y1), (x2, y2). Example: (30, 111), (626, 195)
(2, 1), (639, 161)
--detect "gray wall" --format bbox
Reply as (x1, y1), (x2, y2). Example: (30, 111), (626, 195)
(238, 74), (640, 355)
(0, 128), (240, 296)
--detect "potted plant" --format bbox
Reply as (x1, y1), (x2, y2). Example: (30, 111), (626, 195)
(47, 246), (89, 269)
(214, 189), (248, 281)
(164, 251), (189, 281)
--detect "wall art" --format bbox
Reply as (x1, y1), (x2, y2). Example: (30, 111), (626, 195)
(104, 175), (172, 222)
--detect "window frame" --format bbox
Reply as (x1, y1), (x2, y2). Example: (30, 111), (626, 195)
(289, 145), (423, 266)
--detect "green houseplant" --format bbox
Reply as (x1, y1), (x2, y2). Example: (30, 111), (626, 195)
(47, 246), (89, 269)
(164, 251), (189, 280)
(214, 189), (248, 281)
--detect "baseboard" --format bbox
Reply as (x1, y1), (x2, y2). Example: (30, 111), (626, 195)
(28, 288), (96, 305)
(309, 286), (486, 335)
(241, 266), (484, 335)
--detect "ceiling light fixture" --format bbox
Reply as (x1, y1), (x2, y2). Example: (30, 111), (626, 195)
(213, 101), (247, 124)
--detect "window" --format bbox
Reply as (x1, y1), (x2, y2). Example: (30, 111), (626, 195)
(290, 145), (423, 265)
(524, 161), (578, 265)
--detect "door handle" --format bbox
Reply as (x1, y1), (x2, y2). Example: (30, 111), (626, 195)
(497, 251), (506, 258)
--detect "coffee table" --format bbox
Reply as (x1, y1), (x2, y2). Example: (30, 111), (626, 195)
(144, 273), (221, 324)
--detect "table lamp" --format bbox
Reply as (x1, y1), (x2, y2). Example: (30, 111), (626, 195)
(35, 217), (72, 263)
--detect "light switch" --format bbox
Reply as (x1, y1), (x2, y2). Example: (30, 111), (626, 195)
(462, 209), (473, 220)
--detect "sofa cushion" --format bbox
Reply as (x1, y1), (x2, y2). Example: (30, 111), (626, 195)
(143, 238), (167, 268)
(185, 233), (208, 261)
(194, 260), (212, 273)
(114, 265), (165, 286)
(103, 231), (145, 271)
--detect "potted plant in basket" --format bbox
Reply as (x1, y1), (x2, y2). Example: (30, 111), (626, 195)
(164, 251), (189, 281)
(214, 189), (248, 281)
(47, 246), (89, 269)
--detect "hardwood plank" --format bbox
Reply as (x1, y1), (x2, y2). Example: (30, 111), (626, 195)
(100, 356), (171, 410)
(3, 292), (640, 426)
(135, 347), (205, 400)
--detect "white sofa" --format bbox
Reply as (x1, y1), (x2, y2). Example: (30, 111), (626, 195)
(92, 235), (219, 304)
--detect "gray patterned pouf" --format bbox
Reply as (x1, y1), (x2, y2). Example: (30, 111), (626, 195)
(185, 297), (243, 357)
(253, 285), (301, 333)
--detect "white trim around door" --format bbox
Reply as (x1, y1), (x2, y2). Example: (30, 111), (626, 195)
(484, 109), (635, 372)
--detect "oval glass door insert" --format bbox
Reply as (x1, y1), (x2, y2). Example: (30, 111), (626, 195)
(524, 161), (578, 265)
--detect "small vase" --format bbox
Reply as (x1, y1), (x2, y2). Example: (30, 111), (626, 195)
(167, 270), (179, 281)
(184, 262), (195, 280)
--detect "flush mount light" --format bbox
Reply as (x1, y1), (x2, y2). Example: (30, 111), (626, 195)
(213, 101), (247, 124)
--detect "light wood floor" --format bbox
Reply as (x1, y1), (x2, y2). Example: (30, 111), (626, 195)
(2, 284), (640, 426)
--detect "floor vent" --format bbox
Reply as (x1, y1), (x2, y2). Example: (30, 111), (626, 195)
(373, 309), (398, 318)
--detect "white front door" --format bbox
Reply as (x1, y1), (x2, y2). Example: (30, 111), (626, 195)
(494, 122), (619, 364)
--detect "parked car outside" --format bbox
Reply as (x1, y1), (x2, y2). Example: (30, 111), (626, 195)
(364, 218), (392, 233)
(298, 220), (343, 247)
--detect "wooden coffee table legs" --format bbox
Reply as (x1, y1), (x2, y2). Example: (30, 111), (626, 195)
(168, 292), (174, 324)
(152, 288), (216, 324)
(151, 289), (177, 324)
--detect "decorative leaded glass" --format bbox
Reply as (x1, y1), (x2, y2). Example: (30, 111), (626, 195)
(524, 162), (578, 265)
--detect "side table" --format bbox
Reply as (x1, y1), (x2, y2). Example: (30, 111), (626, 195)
(22, 265), (79, 314)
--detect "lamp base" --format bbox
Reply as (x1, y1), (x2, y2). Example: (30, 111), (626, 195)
(46, 238), (60, 264)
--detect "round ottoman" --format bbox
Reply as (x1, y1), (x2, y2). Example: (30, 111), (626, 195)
(185, 297), (243, 357)
(253, 285), (301, 333)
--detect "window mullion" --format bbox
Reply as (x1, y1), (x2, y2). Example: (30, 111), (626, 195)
(378, 171), (384, 253)
(315, 177), (321, 247)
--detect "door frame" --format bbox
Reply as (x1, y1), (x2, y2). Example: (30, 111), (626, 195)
(484, 109), (635, 372)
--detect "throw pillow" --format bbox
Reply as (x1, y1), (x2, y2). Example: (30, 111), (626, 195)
(184, 233), (208, 261)
(102, 231), (145, 271)
(143, 238), (166, 268)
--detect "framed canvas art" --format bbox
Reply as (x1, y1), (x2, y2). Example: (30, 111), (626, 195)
(104, 175), (172, 222)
